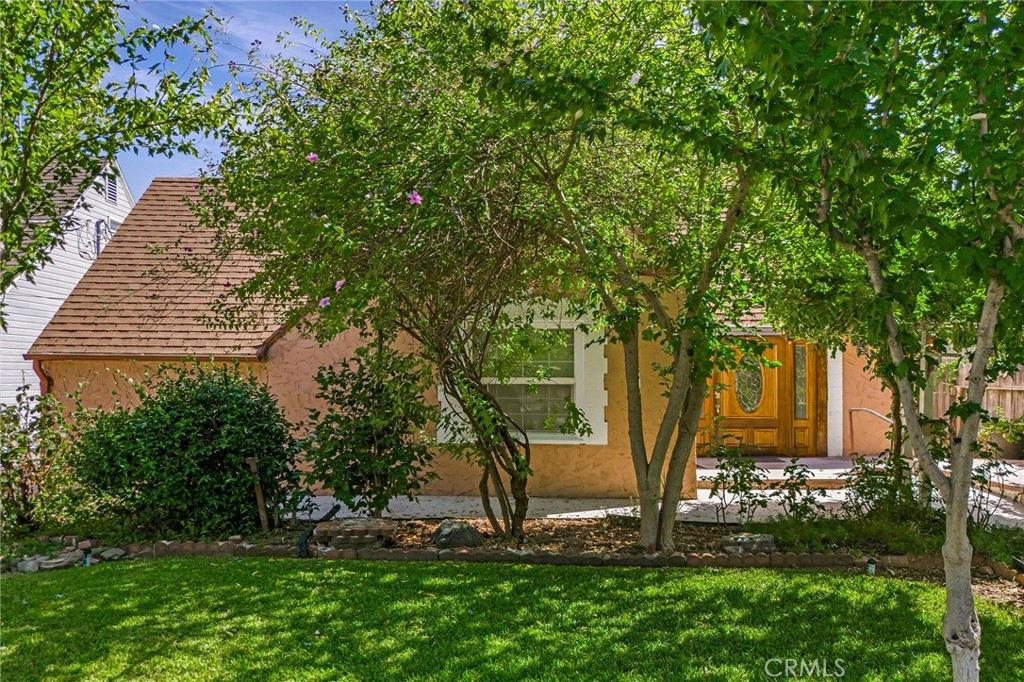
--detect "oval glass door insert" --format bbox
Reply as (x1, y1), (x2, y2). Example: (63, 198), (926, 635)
(735, 354), (764, 413)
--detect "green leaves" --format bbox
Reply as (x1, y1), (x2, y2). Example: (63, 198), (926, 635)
(71, 364), (300, 539)
(0, 0), (232, 322)
(304, 345), (437, 517)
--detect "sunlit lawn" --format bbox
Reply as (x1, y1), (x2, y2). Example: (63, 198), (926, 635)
(1, 558), (1022, 681)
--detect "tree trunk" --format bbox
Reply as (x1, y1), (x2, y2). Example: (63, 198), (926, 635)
(657, 397), (704, 552)
(478, 467), (503, 536)
(943, 490), (981, 682)
(637, 484), (661, 554)
(488, 461), (513, 536)
(508, 471), (529, 540)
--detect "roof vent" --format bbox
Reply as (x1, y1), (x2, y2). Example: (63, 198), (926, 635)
(105, 175), (117, 204)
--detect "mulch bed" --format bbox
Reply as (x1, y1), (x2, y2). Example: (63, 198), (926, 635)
(393, 517), (731, 555)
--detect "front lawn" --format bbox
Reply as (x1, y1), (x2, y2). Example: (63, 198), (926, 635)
(2, 559), (1022, 681)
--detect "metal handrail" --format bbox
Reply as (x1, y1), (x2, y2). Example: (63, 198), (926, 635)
(848, 407), (894, 453)
(848, 407), (894, 425)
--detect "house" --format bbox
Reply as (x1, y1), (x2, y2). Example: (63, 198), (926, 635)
(1, 163), (135, 404)
(27, 178), (894, 499)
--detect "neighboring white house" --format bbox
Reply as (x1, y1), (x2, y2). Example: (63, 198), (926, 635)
(0, 162), (135, 404)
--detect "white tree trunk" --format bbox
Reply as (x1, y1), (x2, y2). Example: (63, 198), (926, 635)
(943, 500), (981, 682)
(859, 253), (1004, 682)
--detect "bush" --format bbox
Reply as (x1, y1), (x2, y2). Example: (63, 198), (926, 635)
(304, 345), (437, 517)
(72, 364), (300, 539)
(841, 450), (919, 520)
(768, 458), (828, 521)
(0, 386), (74, 536)
(702, 444), (768, 524)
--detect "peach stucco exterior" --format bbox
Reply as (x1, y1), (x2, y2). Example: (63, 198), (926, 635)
(38, 326), (699, 499)
(841, 345), (893, 456)
(36, 331), (892, 501)
(423, 331), (699, 500)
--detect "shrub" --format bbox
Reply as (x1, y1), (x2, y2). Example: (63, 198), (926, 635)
(841, 449), (919, 520)
(0, 386), (74, 535)
(768, 458), (828, 521)
(304, 345), (437, 517)
(703, 444), (768, 524)
(71, 364), (300, 539)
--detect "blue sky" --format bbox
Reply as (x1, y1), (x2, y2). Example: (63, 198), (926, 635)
(117, 1), (369, 199)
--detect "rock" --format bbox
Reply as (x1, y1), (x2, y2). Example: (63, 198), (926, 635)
(39, 558), (71, 571)
(99, 548), (126, 561)
(429, 521), (485, 549)
(720, 533), (777, 555)
(60, 550), (84, 564)
(16, 560), (39, 573)
(976, 565), (994, 577)
(228, 535), (243, 542)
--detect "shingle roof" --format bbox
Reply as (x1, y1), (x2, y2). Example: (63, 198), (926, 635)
(33, 165), (99, 221)
(28, 178), (282, 359)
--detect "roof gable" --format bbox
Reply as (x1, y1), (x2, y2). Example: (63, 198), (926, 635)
(28, 178), (281, 360)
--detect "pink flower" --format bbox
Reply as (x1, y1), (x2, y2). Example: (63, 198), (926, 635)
(306, 153), (320, 163)
(318, 296), (330, 308)
(407, 191), (422, 205)
(335, 279), (346, 292)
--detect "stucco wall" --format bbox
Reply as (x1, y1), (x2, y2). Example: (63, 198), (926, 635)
(40, 358), (267, 411)
(841, 345), (892, 455)
(424, 330), (698, 499)
(37, 326), (697, 501)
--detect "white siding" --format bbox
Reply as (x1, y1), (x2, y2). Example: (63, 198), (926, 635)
(0, 171), (134, 404)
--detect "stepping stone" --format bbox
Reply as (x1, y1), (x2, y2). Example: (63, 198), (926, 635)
(39, 558), (71, 571)
(99, 548), (126, 561)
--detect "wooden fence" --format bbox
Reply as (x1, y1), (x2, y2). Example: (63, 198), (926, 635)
(934, 366), (1024, 420)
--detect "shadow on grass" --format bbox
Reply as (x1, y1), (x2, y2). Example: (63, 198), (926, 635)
(1, 559), (1022, 681)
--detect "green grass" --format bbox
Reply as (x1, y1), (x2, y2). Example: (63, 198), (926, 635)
(1, 559), (1021, 681)
(747, 516), (1024, 565)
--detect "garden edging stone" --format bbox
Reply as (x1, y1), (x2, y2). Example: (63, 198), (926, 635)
(10, 538), (1024, 590)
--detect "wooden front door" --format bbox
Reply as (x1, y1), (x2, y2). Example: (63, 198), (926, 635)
(699, 338), (826, 456)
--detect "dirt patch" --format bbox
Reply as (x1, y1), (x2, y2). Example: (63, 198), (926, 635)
(393, 517), (732, 555)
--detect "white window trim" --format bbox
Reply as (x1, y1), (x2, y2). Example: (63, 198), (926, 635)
(437, 311), (608, 446)
(827, 349), (844, 456)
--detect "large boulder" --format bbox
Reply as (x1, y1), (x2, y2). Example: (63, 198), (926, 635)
(720, 533), (776, 555)
(429, 521), (485, 549)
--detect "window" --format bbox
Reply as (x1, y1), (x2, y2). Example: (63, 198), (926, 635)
(486, 328), (574, 433)
(437, 312), (608, 445)
(794, 344), (808, 419)
(105, 175), (117, 204)
(734, 353), (764, 413)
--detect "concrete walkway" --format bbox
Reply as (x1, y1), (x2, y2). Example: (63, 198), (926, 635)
(300, 456), (1024, 528)
(306, 485), (1024, 529)
(695, 455), (862, 482)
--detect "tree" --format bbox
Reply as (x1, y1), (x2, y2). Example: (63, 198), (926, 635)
(0, 0), (229, 321)
(305, 342), (438, 518)
(192, 10), (586, 539)
(201, 2), (779, 551)
(696, 3), (1024, 679)
(396, 1), (780, 552)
